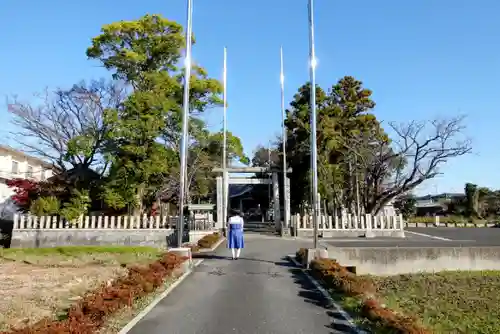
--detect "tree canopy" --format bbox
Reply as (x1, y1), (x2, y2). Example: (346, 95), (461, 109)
(6, 13), (474, 220)
(271, 75), (472, 215)
(7, 14), (248, 218)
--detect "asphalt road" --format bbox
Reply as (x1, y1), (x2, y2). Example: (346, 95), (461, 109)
(322, 227), (500, 248)
(128, 235), (350, 334)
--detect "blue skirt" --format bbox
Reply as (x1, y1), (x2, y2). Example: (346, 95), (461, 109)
(227, 224), (244, 249)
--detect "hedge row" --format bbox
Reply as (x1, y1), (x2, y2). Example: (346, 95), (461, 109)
(407, 216), (494, 226)
(1, 252), (187, 334)
(298, 249), (430, 334)
(197, 232), (222, 249)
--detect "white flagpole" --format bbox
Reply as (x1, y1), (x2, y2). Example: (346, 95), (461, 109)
(178, 0), (194, 247)
(308, 0), (319, 249)
(280, 46), (289, 231)
(222, 47), (228, 227)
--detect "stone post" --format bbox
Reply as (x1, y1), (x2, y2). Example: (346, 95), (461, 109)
(365, 214), (375, 238)
(285, 176), (291, 227)
(216, 176), (223, 229)
(272, 172), (281, 231)
(396, 213), (405, 238)
(435, 215), (440, 227)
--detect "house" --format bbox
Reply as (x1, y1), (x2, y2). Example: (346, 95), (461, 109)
(414, 193), (465, 216)
(0, 145), (55, 203)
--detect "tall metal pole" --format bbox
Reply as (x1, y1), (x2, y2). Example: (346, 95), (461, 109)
(178, 0), (194, 247)
(267, 141), (271, 212)
(308, 0), (319, 249)
(222, 47), (228, 227)
(355, 155), (361, 218)
(280, 46), (288, 230)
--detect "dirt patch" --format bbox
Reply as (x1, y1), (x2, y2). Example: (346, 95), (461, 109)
(0, 246), (161, 332)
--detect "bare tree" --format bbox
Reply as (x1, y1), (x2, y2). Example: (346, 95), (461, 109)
(158, 145), (214, 205)
(7, 79), (127, 174)
(347, 116), (472, 214)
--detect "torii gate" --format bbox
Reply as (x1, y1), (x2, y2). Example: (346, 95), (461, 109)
(212, 166), (292, 235)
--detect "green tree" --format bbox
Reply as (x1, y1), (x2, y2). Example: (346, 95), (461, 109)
(282, 77), (382, 214)
(278, 75), (472, 215)
(87, 14), (227, 214)
(251, 145), (280, 168)
(393, 194), (417, 219)
(60, 189), (91, 221)
(86, 14), (184, 84)
(29, 196), (60, 216)
(159, 129), (249, 204)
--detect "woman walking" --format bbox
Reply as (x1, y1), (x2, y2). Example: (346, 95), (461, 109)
(227, 209), (245, 260)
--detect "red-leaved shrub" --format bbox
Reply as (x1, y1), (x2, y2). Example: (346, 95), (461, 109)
(1, 252), (186, 334)
(306, 255), (431, 334)
(6, 178), (40, 209)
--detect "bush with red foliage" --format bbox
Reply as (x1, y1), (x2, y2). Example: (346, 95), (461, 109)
(6, 177), (72, 213)
(6, 178), (40, 209)
(1, 252), (187, 334)
(307, 257), (431, 334)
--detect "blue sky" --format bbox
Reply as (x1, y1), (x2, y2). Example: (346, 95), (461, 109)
(1, 0), (498, 195)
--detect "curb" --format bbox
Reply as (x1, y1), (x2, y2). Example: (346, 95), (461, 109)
(198, 236), (226, 253)
(280, 236), (330, 248)
(118, 238), (225, 334)
(286, 255), (368, 334)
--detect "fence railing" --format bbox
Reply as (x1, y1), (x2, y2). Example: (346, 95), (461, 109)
(292, 213), (404, 230)
(13, 214), (217, 231)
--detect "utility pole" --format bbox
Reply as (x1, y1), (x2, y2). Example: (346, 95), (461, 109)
(222, 47), (228, 229)
(355, 155), (361, 219)
(177, 0), (193, 247)
(280, 46), (288, 231)
(307, 0), (319, 249)
(268, 140), (272, 219)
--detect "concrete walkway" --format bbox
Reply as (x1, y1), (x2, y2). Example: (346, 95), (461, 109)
(127, 234), (353, 334)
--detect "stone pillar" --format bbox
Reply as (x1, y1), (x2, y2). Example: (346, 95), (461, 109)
(216, 176), (223, 229)
(272, 172), (281, 231)
(223, 173), (229, 226)
(285, 177), (291, 227)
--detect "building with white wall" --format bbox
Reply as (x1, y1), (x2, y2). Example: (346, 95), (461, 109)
(0, 145), (55, 203)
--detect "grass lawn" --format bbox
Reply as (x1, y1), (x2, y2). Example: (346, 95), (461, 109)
(0, 246), (162, 331)
(372, 271), (500, 334)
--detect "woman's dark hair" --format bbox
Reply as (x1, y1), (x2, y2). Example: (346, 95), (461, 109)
(229, 209), (241, 216)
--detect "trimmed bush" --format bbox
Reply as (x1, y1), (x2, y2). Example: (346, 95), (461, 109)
(295, 248), (307, 264)
(187, 244), (201, 253)
(197, 232), (222, 249)
(307, 257), (430, 333)
(407, 216), (493, 227)
(408, 216), (466, 225)
(1, 252), (186, 334)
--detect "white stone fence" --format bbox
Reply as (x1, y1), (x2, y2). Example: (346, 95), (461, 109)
(12, 214), (217, 231)
(291, 213), (405, 238)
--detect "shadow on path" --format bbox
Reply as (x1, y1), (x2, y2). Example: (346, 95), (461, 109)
(285, 257), (360, 334)
(193, 253), (296, 268)
(192, 249), (360, 333)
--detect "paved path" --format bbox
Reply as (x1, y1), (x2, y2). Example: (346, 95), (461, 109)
(128, 234), (352, 334)
(319, 227), (500, 248)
